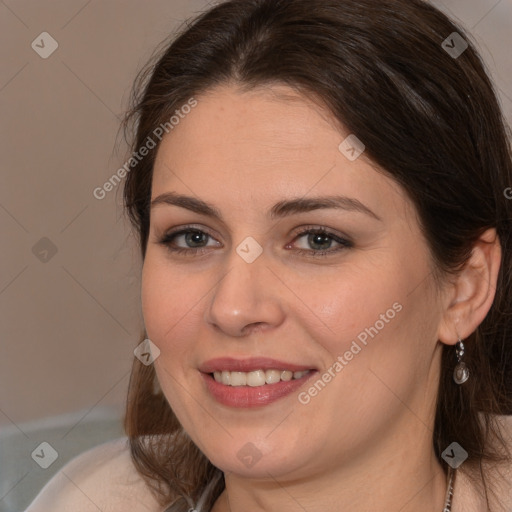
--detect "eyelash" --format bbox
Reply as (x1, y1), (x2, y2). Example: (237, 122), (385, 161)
(157, 225), (353, 258)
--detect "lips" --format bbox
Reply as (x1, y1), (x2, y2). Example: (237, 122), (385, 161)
(199, 357), (315, 373)
(198, 357), (318, 407)
(201, 369), (316, 407)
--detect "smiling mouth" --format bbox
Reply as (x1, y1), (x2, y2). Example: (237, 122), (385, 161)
(210, 369), (313, 387)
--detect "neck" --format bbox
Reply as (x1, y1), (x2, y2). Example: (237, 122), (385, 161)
(211, 437), (448, 512)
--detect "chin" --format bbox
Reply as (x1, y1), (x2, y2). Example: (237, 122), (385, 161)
(196, 432), (310, 477)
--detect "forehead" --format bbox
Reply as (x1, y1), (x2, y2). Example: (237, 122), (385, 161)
(151, 83), (408, 222)
(157, 85), (339, 165)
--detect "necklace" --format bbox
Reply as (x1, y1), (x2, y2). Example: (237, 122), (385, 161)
(443, 467), (456, 511)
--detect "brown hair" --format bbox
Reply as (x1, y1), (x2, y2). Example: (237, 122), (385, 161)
(121, 0), (512, 510)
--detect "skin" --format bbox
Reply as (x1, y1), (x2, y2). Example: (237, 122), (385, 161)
(141, 83), (501, 512)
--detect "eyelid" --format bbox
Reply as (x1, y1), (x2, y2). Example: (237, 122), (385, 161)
(159, 223), (350, 241)
(288, 225), (353, 255)
(159, 225), (221, 247)
(290, 224), (351, 242)
(159, 224), (220, 241)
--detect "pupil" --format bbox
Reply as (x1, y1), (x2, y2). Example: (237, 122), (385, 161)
(309, 233), (331, 250)
(186, 231), (206, 247)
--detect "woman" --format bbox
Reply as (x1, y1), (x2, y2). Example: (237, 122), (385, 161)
(26, 0), (512, 511)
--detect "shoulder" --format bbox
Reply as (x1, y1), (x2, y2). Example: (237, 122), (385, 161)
(24, 437), (164, 512)
(454, 415), (512, 512)
(488, 415), (512, 509)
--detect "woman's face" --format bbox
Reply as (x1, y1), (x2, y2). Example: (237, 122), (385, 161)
(142, 84), (446, 479)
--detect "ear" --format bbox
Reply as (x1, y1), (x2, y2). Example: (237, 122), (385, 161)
(437, 228), (502, 345)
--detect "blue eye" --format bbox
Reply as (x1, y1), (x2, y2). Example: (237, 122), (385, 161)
(157, 225), (352, 258)
(291, 227), (352, 257)
(158, 228), (217, 257)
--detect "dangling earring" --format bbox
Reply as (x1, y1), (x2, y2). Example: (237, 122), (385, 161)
(453, 337), (469, 384)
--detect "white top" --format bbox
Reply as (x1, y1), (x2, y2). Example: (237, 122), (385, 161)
(24, 437), (167, 512)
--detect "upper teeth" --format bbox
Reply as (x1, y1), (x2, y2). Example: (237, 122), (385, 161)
(212, 369), (310, 387)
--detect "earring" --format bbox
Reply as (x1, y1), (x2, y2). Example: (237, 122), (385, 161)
(453, 337), (469, 384)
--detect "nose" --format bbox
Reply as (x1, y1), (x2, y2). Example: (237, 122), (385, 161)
(204, 249), (285, 338)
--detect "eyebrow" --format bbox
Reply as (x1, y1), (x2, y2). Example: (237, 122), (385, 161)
(150, 192), (382, 221)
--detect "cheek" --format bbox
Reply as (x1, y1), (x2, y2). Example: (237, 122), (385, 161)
(300, 254), (406, 345)
(141, 254), (197, 356)
(140, 255), (205, 420)
(318, 290), (405, 380)
(315, 255), (438, 411)
(141, 257), (167, 341)
(307, 247), (433, 385)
